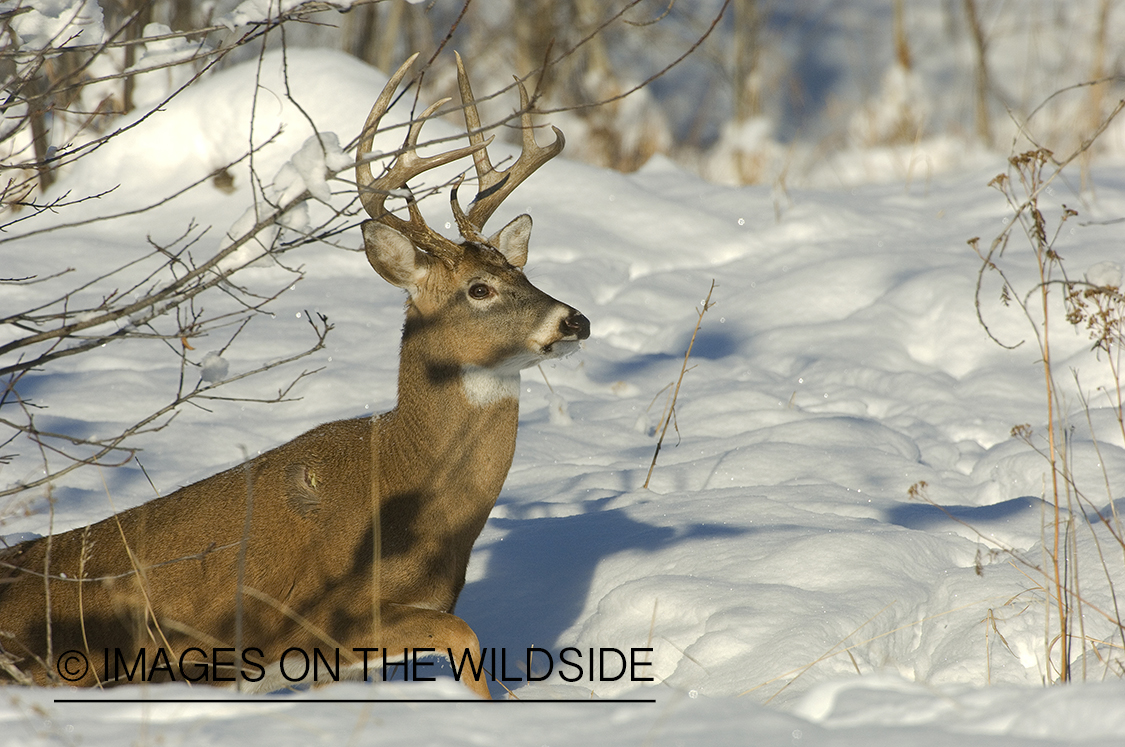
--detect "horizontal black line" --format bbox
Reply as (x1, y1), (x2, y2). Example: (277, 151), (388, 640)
(54, 698), (657, 704)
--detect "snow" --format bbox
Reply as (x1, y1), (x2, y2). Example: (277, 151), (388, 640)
(1086, 261), (1123, 288)
(2, 43), (1125, 747)
(274, 132), (353, 205)
(199, 351), (231, 384)
(4, 0), (104, 49)
(218, 0), (425, 31)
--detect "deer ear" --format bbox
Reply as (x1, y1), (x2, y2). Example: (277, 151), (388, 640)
(363, 221), (431, 294)
(488, 214), (531, 268)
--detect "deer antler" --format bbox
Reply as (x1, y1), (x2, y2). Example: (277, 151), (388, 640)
(356, 53), (564, 258)
(451, 52), (566, 239)
(356, 53), (491, 263)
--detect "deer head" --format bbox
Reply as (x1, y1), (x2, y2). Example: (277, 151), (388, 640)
(355, 53), (589, 406)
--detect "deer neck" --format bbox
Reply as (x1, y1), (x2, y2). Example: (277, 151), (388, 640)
(379, 317), (520, 501)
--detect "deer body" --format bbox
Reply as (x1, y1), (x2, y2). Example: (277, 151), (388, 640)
(0, 55), (587, 698)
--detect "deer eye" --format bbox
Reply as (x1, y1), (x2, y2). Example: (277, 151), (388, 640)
(468, 283), (493, 300)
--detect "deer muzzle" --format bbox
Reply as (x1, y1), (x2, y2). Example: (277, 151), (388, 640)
(561, 310), (591, 342)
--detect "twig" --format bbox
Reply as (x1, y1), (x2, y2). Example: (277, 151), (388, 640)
(643, 280), (716, 489)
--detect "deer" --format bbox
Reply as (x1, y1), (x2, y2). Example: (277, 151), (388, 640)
(0, 53), (589, 699)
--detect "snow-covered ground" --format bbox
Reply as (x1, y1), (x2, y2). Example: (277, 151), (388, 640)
(3, 48), (1125, 745)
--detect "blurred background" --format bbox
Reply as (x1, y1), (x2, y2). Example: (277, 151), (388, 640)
(4, 0), (1125, 201)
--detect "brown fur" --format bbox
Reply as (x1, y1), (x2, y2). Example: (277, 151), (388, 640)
(0, 58), (590, 695)
(0, 244), (586, 697)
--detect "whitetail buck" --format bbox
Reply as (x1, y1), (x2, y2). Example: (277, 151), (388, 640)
(0, 53), (588, 699)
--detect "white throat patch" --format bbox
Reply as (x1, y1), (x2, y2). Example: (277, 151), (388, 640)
(461, 365), (521, 407)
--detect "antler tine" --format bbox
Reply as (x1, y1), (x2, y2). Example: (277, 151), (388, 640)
(453, 52), (565, 234)
(356, 53), (492, 261)
(453, 52), (497, 206)
(356, 53), (418, 215)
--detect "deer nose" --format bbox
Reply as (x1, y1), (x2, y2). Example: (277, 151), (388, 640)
(561, 311), (591, 340)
